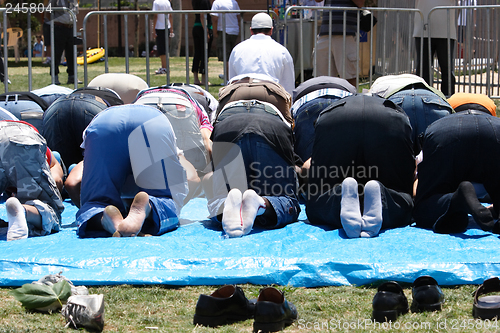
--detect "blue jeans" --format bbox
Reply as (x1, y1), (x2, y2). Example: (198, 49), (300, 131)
(293, 96), (341, 162)
(0, 99), (44, 132)
(42, 93), (108, 166)
(208, 134), (300, 228)
(389, 86), (453, 153)
(76, 105), (188, 238)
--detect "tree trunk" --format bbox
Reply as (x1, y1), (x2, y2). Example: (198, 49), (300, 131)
(169, 0), (182, 56)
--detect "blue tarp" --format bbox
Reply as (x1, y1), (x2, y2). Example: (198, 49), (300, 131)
(0, 198), (499, 287)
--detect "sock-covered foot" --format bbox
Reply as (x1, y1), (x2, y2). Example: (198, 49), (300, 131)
(340, 177), (362, 238)
(451, 181), (494, 231)
(360, 180), (383, 238)
(116, 191), (150, 237)
(241, 189), (266, 236)
(222, 188), (244, 237)
(6, 197), (28, 241)
(101, 205), (124, 237)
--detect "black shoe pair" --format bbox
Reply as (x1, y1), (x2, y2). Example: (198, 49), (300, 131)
(193, 285), (298, 332)
(372, 276), (445, 322)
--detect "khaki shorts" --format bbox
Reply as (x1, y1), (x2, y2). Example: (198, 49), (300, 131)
(315, 34), (358, 79)
(216, 33), (238, 62)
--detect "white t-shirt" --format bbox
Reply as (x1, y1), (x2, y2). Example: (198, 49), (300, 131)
(153, 0), (173, 30)
(228, 34), (295, 95)
(413, 0), (457, 39)
(458, 0), (476, 26)
(370, 74), (430, 98)
(210, 0), (240, 35)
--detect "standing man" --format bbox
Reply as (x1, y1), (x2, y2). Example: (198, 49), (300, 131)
(210, 0), (240, 80)
(153, 0), (174, 75)
(44, 0), (80, 85)
(228, 13), (295, 95)
(314, 0), (364, 86)
(413, 0), (457, 96)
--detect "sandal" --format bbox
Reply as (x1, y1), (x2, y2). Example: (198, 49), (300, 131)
(473, 277), (500, 320)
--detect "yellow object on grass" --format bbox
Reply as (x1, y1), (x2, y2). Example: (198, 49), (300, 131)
(77, 48), (105, 65)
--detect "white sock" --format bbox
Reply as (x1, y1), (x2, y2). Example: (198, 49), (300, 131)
(222, 189), (244, 237)
(6, 197), (28, 241)
(340, 177), (362, 238)
(241, 189), (266, 236)
(360, 180), (383, 238)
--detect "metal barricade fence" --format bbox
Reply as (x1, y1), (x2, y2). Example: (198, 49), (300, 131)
(2, 6), (500, 98)
(82, 9), (274, 87)
(283, 6), (423, 90)
(0, 7), (78, 92)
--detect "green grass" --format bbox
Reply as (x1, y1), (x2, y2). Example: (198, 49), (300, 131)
(0, 284), (498, 332)
(1, 56), (499, 332)
(4, 56), (225, 98)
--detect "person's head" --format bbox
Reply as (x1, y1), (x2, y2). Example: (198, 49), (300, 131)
(250, 13), (273, 36)
(448, 92), (497, 117)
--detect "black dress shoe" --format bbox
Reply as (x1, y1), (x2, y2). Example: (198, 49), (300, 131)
(253, 287), (298, 333)
(411, 276), (445, 312)
(372, 281), (409, 322)
(193, 285), (255, 327)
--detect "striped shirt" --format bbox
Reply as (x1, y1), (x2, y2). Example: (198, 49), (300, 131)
(291, 88), (353, 116)
(319, 0), (359, 36)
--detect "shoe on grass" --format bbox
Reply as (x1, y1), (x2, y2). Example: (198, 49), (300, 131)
(155, 67), (167, 74)
(62, 294), (105, 332)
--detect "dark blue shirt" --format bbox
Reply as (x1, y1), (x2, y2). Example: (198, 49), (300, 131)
(319, 0), (358, 36)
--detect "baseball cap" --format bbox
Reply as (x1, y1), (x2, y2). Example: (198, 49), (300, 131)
(251, 13), (273, 29)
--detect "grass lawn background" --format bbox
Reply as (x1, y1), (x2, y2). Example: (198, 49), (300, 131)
(0, 56), (498, 332)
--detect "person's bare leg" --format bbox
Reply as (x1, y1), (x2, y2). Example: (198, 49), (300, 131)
(347, 78), (357, 87)
(24, 205), (42, 230)
(194, 71), (201, 84)
(201, 73), (210, 86)
(101, 192), (151, 237)
(64, 161), (83, 208)
(160, 54), (167, 69)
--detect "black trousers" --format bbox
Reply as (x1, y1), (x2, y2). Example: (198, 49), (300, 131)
(305, 94), (415, 230)
(52, 25), (75, 77)
(191, 25), (213, 74)
(414, 37), (456, 96)
(414, 112), (500, 232)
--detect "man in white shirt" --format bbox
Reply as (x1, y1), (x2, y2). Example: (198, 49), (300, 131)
(210, 0), (240, 79)
(153, 0), (174, 75)
(228, 13), (295, 95)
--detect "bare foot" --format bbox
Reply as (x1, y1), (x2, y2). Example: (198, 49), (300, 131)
(116, 192), (151, 237)
(101, 205), (123, 237)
